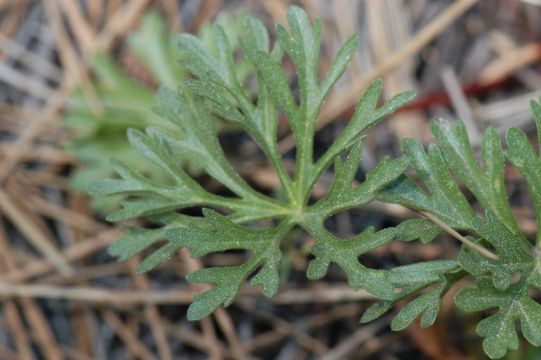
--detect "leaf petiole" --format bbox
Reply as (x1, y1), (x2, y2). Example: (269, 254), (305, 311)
(421, 211), (498, 261)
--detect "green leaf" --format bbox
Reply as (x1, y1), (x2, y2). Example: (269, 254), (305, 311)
(108, 227), (165, 261)
(305, 224), (397, 299)
(379, 139), (475, 229)
(241, 16), (269, 53)
(153, 87), (262, 200)
(127, 10), (183, 87)
(319, 35), (359, 101)
(391, 288), (443, 331)
(387, 260), (458, 286)
(177, 33), (228, 86)
(506, 123), (541, 245)
(185, 267), (243, 320)
(361, 262), (461, 327)
(395, 219), (441, 244)
(459, 212), (532, 290)
(66, 12), (251, 212)
(166, 210), (291, 319)
(310, 142), (408, 216)
(211, 24), (238, 88)
(126, 128), (192, 185)
(432, 120), (519, 234)
(184, 79), (246, 125)
(137, 240), (184, 273)
(531, 98), (541, 149)
(378, 114), (541, 359)
(279, 6), (320, 110)
(93, 5), (428, 326)
(305, 142), (409, 304)
(89, 159), (178, 198)
(314, 81), (415, 179)
(455, 278), (541, 359)
(241, 46), (298, 135)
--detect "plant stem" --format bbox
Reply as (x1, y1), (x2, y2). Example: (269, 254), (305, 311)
(421, 211), (499, 261)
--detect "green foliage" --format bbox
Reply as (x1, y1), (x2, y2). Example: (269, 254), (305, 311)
(65, 11), (248, 211)
(377, 101), (541, 358)
(92, 5), (416, 320)
(92, 5), (541, 359)
(65, 12), (179, 211)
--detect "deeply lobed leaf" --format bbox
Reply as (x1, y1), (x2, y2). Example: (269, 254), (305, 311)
(376, 110), (541, 358)
(97, 5), (416, 323)
(94, 7), (541, 359)
(68, 11), (248, 211)
(455, 278), (541, 359)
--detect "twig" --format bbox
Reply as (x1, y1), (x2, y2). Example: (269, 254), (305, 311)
(243, 304), (360, 353)
(479, 42), (541, 86)
(365, 0), (424, 140)
(189, 0), (222, 32)
(214, 309), (248, 360)
(0, 62), (55, 100)
(0, 87), (70, 184)
(0, 223), (63, 359)
(43, 0), (103, 115)
(0, 0), (28, 39)
(474, 90), (539, 126)
(102, 310), (154, 359)
(0, 345), (18, 360)
(200, 317), (222, 360)
(0, 32), (62, 81)
(86, 0), (102, 29)
(25, 191), (107, 234)
(0, 283), (195, 304)
(237, 299), (329, 355)
(3, 302), (33, 358)
(95, 0), (151, 51)
(165, 322), (228, 357)
(0, 142), (74, 165)
(0, 223), (34, 358)
(129, 258), (173, 360)
(485, 32), (541, 91)
(0, 188), (74, 276)
(319, 319), (388, 360)
(57, 0), (95, 56)
(0, 229), (120, 283)
(272, 284), (375, 303)
(160, 0), (183, 31)
(43, 262), (129, 285)
(61, 346), (95, 360)
(260, 0), (289, 24)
